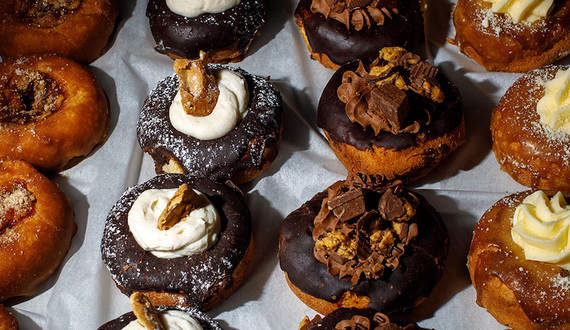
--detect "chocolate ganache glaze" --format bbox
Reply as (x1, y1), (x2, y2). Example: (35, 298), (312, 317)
(300, 308), (425, 330)
(101, 174), (251, 309)
(317, 55), (462, 151)
(279, 175), (448, 313)
(137, 64), (282, 182)
(146, 0), (265, 61)
(295, 0), (424, 67)
(98, 305), (222, 330)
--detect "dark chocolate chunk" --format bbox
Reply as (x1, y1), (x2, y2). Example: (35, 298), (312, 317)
(369, 83), (409, 130)
(328, 188), (367, 221)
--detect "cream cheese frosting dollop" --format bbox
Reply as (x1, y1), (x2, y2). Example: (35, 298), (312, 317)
(166, 0), (241, 17)
(537, 68), (570, 134)
(169, 69), (249, 140)
(483, 0), (554, 23)
(511, 190), (570, 270)
(128, 188), (220, 259)
(122, 310), (203, 330)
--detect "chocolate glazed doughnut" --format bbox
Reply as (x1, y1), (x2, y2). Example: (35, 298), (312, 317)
(98, 305), (222, 330)
(137, 64), (282, 184)
(146, 0), (265, 62)
(278, 179), (449, 315)
(101, 174), (252, 311)
(294, 0), (424, 70)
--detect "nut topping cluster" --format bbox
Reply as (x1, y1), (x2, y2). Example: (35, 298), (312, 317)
(0, 182), (36, 235)
(174, 53), (220, 117)
(157, 184), (205, 231)
(130, 292), (165, 330)
(16, 0), (82, 27)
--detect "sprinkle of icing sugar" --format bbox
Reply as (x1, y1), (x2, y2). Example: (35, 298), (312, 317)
(473, 5), (551, 37)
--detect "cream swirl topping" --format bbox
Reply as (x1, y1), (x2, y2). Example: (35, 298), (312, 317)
(169, 69), (249, 140)
(483, 0), (554, 23)
(128, 188), (220, 259)
(166, 0), (241, 17)
(122, 310), (203, 330)
(537, 68), (570, 134)
(511, 191), (570, 270)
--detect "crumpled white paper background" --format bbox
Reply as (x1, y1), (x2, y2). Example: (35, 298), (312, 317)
(3, 0), (570, 328)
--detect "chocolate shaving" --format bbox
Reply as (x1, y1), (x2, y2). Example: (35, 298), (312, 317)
(310, 0), (399, 31)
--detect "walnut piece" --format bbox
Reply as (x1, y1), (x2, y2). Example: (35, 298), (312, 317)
(174, 54), (220, 117)
(157, 184), (202, 231)
(130, 292), (165, 330)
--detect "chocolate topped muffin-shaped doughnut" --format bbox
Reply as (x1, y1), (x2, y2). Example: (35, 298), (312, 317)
(299, 308), (425, 330)
(294, 0), (424, 70)
(317, 47), (465, 182)
(278, 173), (449, 315)
(146, 0), (265, 63)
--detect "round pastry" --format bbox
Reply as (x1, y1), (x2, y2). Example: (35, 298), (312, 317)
(101, 174), (253, 311)
(278, 174), (449, 315)
(317, 47), (465, 183)
(299, 308), (423, 330)
(146, 0), (265, 63)
(452, 0), (570, 72)
(0, 304), (18, 330)
(0, 158), (76, 301)
(0, 0), (118, 64)
(491, 65), (570, 191)
(0, 54), (110, 172)
(137, 59), (282, 185)
(294, 0), (424, 70)
(468, 190), (570, 329)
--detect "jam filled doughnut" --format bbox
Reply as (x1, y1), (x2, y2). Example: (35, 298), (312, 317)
(146, 0), (265, 63)
(0, 0), (118, 64)
(294, 0), (424, 70)
(468, 190), (570, 329)
(137, 59), (282, 184)
(278, 174), (449, 315)
(0, 304), (18, 330)
(491, 65), (570, 191)
(101, 174), (253, 311)
(452, 0), (570, 72)
(0, 54), (110, 172)
(317, 47), (464, 182)
(299, 308), (424, 330)
(0, 158), (76, 301)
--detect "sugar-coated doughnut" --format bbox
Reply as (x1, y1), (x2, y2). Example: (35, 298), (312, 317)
(452, 0), (570, 72)
(0, 158), (76, 301)
(0, 0), (118, 64)
(279, 174), (448, 315)
(101, 174), (252, 311)
(0, 54), (110, 172)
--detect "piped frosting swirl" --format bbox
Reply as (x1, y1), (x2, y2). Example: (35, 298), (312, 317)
(537, 68), (570, 134)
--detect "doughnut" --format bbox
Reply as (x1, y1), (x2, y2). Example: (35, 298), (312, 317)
(299, 308), (423, 330)
(0, 0), (119, 64)
(294, 0), (424, 70)
(137, 61), (282, 185)
(0, 304), (18, 330)
(0, 54), (110, 172)
(0, 158), (76, 301)
(101, 174), (253, 311)
(468, 190), (570, 329)
(452, 0), (570, 72)
(491, 65), (570, 191)
(146, 0), (265, 63)
(278, 174), (449, 315)
(317, 47), (465, 183)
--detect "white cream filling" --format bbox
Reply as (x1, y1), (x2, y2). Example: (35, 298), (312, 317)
(169, 69), (249, 140)
(166, 0), (241, 18)
(122, 310), (203, 330)
(128, 188), (220, 259)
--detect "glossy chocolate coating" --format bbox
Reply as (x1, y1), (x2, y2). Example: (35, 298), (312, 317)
(101, 174), (251, 308)
(98, 306), (222, 330)
(317, 61), (463, 151)
(278, 184), (448, 313)
(137, 64), (282, 182)
(147, 0), (265, 60)
(295, 0), (424, 67)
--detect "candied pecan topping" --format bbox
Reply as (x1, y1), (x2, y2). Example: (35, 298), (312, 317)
(313, 174), (419, 284)
(337, 47), (445, 135)
(16, 0), (82, 27)
(310, 0), (400, 31)
(0, 182), (36, 235)
(0, 69), (65, 124)
(174, 53), (220, 117)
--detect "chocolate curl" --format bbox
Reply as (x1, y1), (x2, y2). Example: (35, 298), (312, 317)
(174, 52), (220, 117)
